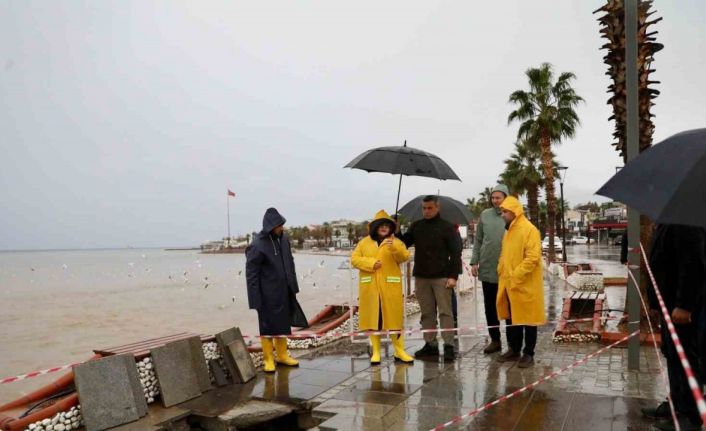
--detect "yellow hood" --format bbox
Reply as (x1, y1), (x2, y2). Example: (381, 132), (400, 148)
(500, 196), (524, 218)
(372, 210), (394, 223)
(368, 210), (396, 233)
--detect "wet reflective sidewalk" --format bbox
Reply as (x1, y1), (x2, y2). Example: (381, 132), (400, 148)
(170, 245), (665, 430)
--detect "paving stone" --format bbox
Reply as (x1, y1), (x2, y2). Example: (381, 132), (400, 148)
(187, 336), (213, 393)
(151, 339), (202, 407)
(208, 359), (229, 387)
(121, 355), (149, 418)
(226, 339), (256, 383)
(74, 354), (147, 431)
(215, 327), (256, 383)
(199, 400), (293, 429)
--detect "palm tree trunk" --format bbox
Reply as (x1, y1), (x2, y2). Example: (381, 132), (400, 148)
(540, 130), (557, 262)
(527, 184), (540, 227)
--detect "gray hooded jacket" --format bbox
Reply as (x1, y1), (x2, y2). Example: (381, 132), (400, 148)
(470, 184), (509, 283)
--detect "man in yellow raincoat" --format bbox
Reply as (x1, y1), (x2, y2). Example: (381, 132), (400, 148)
(351, 210), (414, 365)
(495, 196), (545, 368)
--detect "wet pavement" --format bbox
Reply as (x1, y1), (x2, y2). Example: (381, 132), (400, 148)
(119, 245), (666, 430)
(296, 245), (663, 430)
(302, 311), (663, 430)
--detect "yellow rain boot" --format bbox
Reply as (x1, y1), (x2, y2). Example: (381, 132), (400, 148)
(261, 337), (276, 373)
(391, 334), (414, 363)
(370, 335), (382, 365)
(274, 338), (299, 367)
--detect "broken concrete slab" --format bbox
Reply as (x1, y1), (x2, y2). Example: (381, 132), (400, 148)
(74, 354), (147, 431)
(208, 359), (229, 387)
(195, 400), (294, 431)
(226, 339), (256, 383)
(215, 327), (255, 383)
(121, 355), (149, 417)
(186, 336), (212, 393)
(150, 339), (202, 407)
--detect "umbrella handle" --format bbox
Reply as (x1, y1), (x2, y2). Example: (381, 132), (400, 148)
(394, 174), (403, 219)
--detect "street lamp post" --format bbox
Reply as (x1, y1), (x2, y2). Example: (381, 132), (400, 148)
(557, 166), (568, 263)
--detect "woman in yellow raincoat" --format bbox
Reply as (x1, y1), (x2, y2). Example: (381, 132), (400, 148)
(351, 210), (413, 364)
(495, 196), (545, 368)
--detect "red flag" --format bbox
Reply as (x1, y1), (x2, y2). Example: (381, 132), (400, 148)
(227, 189), (235, 197)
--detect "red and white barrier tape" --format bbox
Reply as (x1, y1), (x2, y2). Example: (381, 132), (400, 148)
(429, 330), (640, 431)
(639, 243), (706, 424)
(1, 316), (625, 385)
(0, 363), (80, 385)
(627, 268), (680, 431)
(260, 315), (623, 340)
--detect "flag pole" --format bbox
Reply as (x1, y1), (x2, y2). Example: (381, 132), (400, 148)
(226, 191), (231, 240)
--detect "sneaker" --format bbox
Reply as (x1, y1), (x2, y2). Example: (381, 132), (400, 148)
(517, 354), (534, 368)
(443, 344), (456, 361)
(414, 343), (439, 358)
(652, 416), (703, 431)
(483, 340), (502, 354)
(641, 401), (671, 419)
(497, 349), (520, 363)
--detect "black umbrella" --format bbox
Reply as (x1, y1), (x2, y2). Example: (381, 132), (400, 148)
(596, 128), (706, 228)
(398, 195), (474, 225)
(344, 141), (461, 216)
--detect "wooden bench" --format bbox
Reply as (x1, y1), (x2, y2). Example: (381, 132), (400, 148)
(555, 291), (607, 335)
(94, 332), (214, 358)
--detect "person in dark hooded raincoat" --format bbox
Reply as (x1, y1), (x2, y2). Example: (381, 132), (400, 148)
(641, 224), (705, 431)
(246, 207), (302, 372)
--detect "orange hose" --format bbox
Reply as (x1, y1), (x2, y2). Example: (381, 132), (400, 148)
(0, 355), (99, 412)
(2, 394), (79, 431)
(0, 355), (101, 430)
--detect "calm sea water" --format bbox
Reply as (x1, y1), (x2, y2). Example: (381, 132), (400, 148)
(0, 248), (353, 402)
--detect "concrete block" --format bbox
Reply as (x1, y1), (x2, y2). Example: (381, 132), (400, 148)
(151, 339), (202, 407)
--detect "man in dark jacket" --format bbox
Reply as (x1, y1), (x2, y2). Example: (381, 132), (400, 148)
(401, 195), (463, 361)
(642, 224), (705, 431)
(246, 207), (302, 373)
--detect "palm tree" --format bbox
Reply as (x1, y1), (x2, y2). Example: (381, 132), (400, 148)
(322, 222), (332, 247)
(508, 63), (583, 261)
(500, 141), (544, 227)
(595, 1), (662, 319)
(346, 222), (355, 245)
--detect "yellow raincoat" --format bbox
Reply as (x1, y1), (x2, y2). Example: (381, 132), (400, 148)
(351, 210), (410, 330)
(496, 196), (546, 325)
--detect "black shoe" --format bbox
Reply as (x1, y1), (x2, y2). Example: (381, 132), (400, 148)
(483, 340), (502, 354)
(517, 354), (534, 368)
(443, 345), (456, 361)
(641, 401), (671, 419)
(414, 343), (439, 358)
(652, 416), (703, 431)
(497, 349), (521, 363)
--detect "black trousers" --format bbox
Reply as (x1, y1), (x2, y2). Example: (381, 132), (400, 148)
(506, 300), (537, 356)
(482, 282), (500, 342)
(662, 317), (703, 425)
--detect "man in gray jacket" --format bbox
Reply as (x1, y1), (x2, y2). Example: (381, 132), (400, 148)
(470, 184), (509, 354)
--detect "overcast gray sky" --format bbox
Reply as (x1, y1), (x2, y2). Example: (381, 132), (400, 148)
(1, 1), (705, 250)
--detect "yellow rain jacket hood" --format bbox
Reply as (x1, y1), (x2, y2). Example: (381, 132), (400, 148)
(496, 196), (546, 325)
(351, 210), (410, 330)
